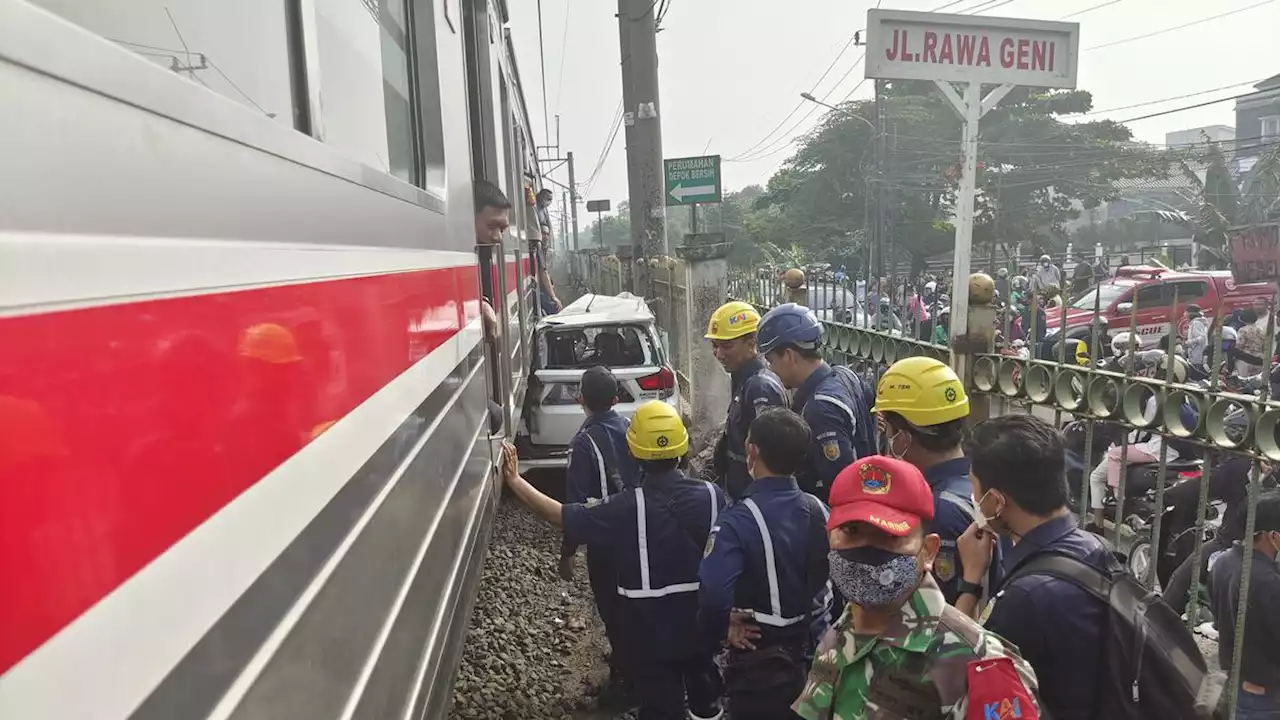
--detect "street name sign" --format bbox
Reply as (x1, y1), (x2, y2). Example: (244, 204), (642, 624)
(664, 155), (721, 206)
(586, 199), (610, 212)
(865, 9), (1078, 88)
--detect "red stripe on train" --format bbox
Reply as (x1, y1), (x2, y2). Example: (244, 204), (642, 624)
(0, 264), (480, 674)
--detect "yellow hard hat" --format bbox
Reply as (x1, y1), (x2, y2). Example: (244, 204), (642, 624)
(705, 301), (760, 340)
(627, 400), (689, 461)
(872, 356), (969, 427)
(238, 323), (302, 364)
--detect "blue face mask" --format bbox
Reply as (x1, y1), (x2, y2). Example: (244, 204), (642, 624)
(828, 546), (922, 608)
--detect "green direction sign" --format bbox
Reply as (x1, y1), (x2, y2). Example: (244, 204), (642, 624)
(664, 155), (722, 206)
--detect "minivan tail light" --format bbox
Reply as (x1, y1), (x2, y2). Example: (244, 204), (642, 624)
(637, 367), (675, 392)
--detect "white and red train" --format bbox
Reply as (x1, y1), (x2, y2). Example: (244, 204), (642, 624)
(0, 0), (542, 717)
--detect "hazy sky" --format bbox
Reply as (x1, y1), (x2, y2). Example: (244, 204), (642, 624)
(507, 0), (1278, 221)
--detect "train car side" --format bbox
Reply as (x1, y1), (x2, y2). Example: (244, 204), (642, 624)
(0, 0), (537, 717)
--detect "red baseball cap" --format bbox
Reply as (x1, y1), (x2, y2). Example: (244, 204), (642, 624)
(826, 455), (936, 536)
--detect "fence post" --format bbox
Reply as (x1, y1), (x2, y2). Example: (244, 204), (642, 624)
(676, 240), (733, 444)
(958, 272), (999, 423)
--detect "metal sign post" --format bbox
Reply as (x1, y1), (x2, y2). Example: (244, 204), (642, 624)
(864, 9), (1079, 361)
(587, 199), (611, 248)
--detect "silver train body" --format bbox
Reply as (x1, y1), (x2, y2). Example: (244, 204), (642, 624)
(0, 0), (539, 717)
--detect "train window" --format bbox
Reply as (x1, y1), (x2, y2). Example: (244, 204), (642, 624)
(313, 0), (420, 184)
(33, 0), (294, 124)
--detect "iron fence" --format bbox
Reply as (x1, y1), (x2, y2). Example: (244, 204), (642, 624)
(652, 258), (693, 391)
(732, 269), (1280, 718)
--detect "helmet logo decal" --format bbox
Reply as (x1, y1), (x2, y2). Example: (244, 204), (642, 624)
(944, 387), (957, 403)
(656, 435), (670, 447)
(710, 321), (719, 333)
(859, 462), (892, 495)
(728, 311), (752, 325)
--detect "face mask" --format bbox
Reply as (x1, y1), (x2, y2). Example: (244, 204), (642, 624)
(887, 430), (910, 460)
(829, 547), (922, 608)
(974, 489), (1002, 533)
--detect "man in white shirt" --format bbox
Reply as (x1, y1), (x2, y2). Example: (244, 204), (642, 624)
(1184, 304), (1210, 368)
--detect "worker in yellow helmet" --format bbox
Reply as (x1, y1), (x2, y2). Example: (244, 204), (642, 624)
(705, 301), (789, 500)
(872, 356), (998, 615)
(502, 401), (726, 720)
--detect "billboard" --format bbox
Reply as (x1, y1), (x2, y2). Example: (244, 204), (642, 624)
(1229, 223), (1280, 284)
(865, 9), (1079, 88)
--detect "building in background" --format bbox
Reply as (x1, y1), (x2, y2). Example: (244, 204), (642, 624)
(1165, 125), (1235, 148)
(1234, 73), (1280, 173)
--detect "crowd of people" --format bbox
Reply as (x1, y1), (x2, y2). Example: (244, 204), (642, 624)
(822, 250), (1129, 347)
(496, 297), (1280, 720)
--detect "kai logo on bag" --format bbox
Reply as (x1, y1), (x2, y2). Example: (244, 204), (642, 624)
(965, 657), (1039, 720)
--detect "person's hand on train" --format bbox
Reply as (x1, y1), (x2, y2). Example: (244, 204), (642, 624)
(501, 441), (519, 485)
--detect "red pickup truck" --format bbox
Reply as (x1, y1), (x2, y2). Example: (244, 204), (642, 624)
(1044, 266), (1275, 347)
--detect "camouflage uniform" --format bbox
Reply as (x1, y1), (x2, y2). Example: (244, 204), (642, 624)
(792, 574), (1040, 720)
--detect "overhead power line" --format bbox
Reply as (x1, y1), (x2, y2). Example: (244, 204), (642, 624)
(1113, 87), (1276, 124)
(724, 31), (863, 161)
(554, 0), (572, 109)
(1086, 0), (1277, 51)
(1075, 78), (1265, 116)
(1060, 0), (1124, 19)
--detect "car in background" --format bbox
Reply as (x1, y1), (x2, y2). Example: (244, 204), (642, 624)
(516, 292), (681, 470)
(1044, 265), (1274, 347)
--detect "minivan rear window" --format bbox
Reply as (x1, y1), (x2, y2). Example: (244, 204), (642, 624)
(536, 324), (656, 369)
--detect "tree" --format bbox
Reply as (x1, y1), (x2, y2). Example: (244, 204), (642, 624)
(744, 82), (1169, 272)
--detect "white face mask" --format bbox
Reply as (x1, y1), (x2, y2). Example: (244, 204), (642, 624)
(887, 430), (910, 460)
(973, 489), (1002, 533)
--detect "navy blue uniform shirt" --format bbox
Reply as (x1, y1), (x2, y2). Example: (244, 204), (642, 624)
(922, 457), (1003, 603)
(698, 476), (830, 650)
(791, 364), (873, 500)
(563, 410), (640, 558)
(984, 514), (1110, 720)
(721, 358), (788, 500)
(562, 469), (726, 661)
(565, 410), (641, 504)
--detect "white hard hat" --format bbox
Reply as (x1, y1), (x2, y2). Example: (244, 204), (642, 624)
(1111, 331), (1137, 356)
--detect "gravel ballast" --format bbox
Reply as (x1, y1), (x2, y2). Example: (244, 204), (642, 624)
(447, 486), (610, 720)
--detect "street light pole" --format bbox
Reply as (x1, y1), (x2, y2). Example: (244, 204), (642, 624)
(799, 92), (877, 133)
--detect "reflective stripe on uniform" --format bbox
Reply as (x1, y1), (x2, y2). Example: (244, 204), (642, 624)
(617, 485), (713, 599)
(706, 482), (719, 529)
(808, 494), (836, 611)
(813, 393), (857, 430)
(939, 490), (977, 521)
(585, 433), (609, 499)
(742, 498), (806, 627)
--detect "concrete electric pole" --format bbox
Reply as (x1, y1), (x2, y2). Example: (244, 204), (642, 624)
(617, 0), (666, 294)
(566, 150), (581, 251)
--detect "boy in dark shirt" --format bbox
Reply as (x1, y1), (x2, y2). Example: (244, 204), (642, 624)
(1210, 491), (1280, 718)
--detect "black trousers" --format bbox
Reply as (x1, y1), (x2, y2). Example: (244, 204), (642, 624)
(631, 652), (723, 720)
(586, 548), (626, 680)
(724, 642), (807, 720)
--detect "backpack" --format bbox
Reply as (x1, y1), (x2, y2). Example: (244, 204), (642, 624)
(1005, 554), (1226, 720)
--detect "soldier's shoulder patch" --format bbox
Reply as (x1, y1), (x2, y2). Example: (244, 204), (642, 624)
(934, 549), (956, 582)
(584, 496), (603, 508)
(704, 525), (720, 557)
(822, 439), (841, 461)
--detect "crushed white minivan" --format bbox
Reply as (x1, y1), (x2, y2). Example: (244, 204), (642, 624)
(516, 292), (681, 469)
